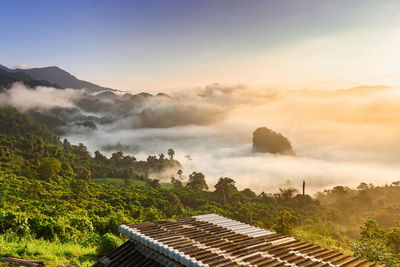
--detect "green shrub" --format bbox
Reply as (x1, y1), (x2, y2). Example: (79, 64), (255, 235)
(0, 211), (30, 236)
(96, 233), (122, 256)
(351, 239), (399, 267)
(28, 216), (60, 240)
(69, 217), (94, 234)
(81, 233), (100, 248)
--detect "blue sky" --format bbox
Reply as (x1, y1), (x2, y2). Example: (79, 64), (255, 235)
(1, 0), (400, 92)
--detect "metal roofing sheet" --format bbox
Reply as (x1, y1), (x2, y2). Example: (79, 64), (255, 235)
(95, 214), (380, 267)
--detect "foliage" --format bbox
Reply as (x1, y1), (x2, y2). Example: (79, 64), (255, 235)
(360, 219), (385, 241)
(348, 219), (400, 266)
(214, 177), (237, 204)
(96, 233), (123, 256)
(274, 209), (296, 235)
(385, 221), (400, 254)
(2, 107), (400, 266)
(38, 157), (61, 181)
(186, 172), (208, 191)
(351, 239), (398, 266)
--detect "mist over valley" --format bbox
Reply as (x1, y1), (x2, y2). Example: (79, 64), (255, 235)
(1, 65), (399, 193)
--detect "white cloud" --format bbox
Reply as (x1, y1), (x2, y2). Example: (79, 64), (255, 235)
(12, 64), (39, 69)
(0, 83), (83, 111)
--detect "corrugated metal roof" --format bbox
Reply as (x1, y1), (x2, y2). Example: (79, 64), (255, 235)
(94, 214), (379, 267)
(93, 239), (182, 267)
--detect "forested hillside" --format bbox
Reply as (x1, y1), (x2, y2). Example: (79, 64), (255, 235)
(0, 107), (399, 266)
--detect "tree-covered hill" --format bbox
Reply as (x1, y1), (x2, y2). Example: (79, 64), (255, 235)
(252, 127), (295, 155)
(0, 106), (399, 266)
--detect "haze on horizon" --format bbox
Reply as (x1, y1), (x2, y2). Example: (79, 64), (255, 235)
(1, 0), (400, 92)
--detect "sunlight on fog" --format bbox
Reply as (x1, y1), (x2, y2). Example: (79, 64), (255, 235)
(3, 83), (399, 193)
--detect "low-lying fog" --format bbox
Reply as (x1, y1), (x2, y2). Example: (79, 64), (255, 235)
(2, 83), (400, 194)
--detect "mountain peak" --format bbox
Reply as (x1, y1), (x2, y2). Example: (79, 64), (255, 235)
(17, 65), (113, 92)
(0, 64), (12, 72)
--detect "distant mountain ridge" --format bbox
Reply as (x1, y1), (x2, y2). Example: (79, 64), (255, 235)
(1, 63), (187, 136)
(17, 66), (114, 92)
(0, 64), (114, 92)
(0, 64), (61, 90)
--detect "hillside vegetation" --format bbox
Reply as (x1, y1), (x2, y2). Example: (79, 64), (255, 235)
(0, 107), (399, 266)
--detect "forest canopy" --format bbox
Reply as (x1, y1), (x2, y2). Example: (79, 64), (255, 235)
(0, 107), (399, 266)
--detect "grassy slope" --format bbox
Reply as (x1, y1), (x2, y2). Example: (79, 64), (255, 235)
(0, 235), (96, 266)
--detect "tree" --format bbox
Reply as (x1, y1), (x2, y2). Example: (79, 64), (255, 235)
(330, 185), (351, 196)
(111, 151), (123, 165)
(38, 157), (61, 180)
(241, 188), (257, 199)
(357, 182), (370, 191)
(274, 209), (296, 235)
(385, 221), (400, 254)
(168, 148), (175, 160)
(78, 167), (92, 181)
(165, 192), (183, 217)
(360, 219), (385, 241)
(147, 179), (160, 189)
(186, 172), (208, 191)
(279, 187), (298, 201)
(351, 239), (398, 266)
(392, 181), (400, 186)
(214, 177), (237, 204)
(94, 150), (107, 163)
(177, 169), (183, 180)
(63, 138), (72, 152)
(351, 219), (399, 266)
(171, 177), (183, 188)
(75, 143), (91, 159)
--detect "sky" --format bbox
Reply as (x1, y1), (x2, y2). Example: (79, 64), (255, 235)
(1, 0), (400, 92)
(1, 1), (400, 192)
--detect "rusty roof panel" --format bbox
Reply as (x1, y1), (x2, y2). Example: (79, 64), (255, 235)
(95, 214), (381, 267)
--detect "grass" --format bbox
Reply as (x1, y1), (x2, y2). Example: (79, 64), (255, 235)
(93, 178), (173, 189)
(93, 177), (125, 185)
(160, 182), (173, 189)
(0, 234), (97, 266)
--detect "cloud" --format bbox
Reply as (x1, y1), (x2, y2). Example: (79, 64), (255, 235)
(2, 82), (400, 193)
(0, 83), (83, 111)
(12, 64), (38, 70)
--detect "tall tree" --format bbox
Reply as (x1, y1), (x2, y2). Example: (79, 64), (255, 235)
(167, 148), (175, 160)
(214, 177), (237, 204)
(186, 172), (208, 191)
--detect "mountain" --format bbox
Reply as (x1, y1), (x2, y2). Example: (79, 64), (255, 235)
(0, 64), (60, 91)
(0, 64), (11, 72)
(0, 64), (115, 92)
(17, 66), (114, 92)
